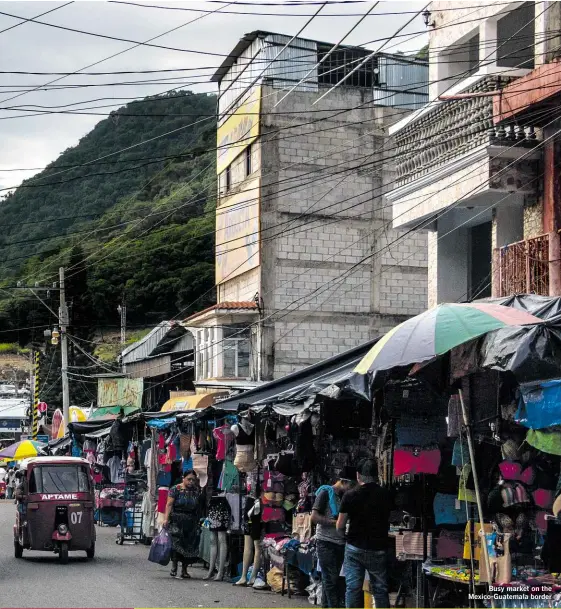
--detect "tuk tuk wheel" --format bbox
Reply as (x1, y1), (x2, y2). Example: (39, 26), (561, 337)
(59, 542), (69, 565)
(14, 540), (23, 559)
(86, 543), (95, 560)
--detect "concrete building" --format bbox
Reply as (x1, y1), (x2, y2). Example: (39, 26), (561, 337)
(388, 1), (560, 306)
(184, 31), (429, 384)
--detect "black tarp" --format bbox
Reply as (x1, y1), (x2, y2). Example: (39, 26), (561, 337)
(483, 294), (561, 319)
(215, 337), (380, 412)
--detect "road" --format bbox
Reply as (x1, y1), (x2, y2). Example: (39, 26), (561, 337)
(0, 501), (309, 608)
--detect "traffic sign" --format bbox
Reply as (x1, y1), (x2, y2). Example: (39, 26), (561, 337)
(37, 402), (47, 414)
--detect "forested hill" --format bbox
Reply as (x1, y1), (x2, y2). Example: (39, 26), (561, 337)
(0, 90), (218, 346)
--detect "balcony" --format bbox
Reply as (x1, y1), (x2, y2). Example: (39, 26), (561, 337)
(492, 234), (550, 297)
(388, 75), (543, 230)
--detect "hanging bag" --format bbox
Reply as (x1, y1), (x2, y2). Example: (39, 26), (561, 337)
(148, 527), (172, 566)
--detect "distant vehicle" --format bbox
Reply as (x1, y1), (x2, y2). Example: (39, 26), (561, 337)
(0, 385), (17, 397)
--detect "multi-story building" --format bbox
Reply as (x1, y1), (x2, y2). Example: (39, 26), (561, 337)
(388, 1), (559, 306)
(183, 31), (429, 385)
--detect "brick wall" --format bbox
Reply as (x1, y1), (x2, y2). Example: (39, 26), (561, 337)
(258, 86), (428, 376)
(218, 267), (260, 303)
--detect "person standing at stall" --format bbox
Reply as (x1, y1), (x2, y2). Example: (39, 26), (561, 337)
(337, 459), (391, 609)
(312, 466), (355, 608)
(163, 470), (205, 580)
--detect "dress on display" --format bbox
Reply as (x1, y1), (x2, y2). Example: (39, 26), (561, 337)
(207, 496), (232, 532)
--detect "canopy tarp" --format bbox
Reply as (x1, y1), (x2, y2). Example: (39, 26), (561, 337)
(160, 394), (214, 412)
(89, 405), (140, 420)
(68, 419), (114, 435)
(215, 338), (380, 412)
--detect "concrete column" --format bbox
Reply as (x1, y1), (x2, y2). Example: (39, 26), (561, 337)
(479, 18), (497, 70)
(543, 125), (561, 295)
(436, 216), (469, 304)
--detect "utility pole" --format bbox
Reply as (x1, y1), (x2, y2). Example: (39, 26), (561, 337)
(59, 267), (70, 427)
(117, 300), (127, 345)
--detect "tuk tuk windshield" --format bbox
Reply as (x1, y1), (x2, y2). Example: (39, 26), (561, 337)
(29, 465), (91, 494)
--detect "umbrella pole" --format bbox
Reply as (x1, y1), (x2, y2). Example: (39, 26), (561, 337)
(458, 388), (495, 609)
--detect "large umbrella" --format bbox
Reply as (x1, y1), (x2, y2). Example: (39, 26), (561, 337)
(0, 439), (46, 461)
(354, 302), (540, 376)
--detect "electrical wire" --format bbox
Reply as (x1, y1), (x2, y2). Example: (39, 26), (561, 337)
(0, 2), (232, 108)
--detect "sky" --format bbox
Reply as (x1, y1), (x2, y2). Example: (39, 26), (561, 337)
(0, 0), (426, 190)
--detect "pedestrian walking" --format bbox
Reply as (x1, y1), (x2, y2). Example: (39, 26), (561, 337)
(312, 466), (355, 608)
(6, 467), (14, 500)
(337, 459), (392, 609)
(162, 470), (205, 580)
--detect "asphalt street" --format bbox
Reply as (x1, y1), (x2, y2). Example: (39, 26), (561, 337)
(0, 501), (309, 608)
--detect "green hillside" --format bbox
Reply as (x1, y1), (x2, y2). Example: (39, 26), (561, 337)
(0, 90), (218, 349)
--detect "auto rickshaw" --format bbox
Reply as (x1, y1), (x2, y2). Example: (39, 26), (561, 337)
(14, 456), (96, 563)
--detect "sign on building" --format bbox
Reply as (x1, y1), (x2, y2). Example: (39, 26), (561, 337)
(216, 177), (260, 284)
(216, 86), (261, 175)
(97, 378), (143, 409)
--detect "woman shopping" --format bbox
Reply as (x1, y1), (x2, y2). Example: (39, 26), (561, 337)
(163, 470), (205, 579)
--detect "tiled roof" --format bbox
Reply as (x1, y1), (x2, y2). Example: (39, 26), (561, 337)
(183, 301), (258, 322)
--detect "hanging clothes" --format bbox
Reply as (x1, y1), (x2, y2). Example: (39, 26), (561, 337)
(463, 522), (493, 561)
(458, 464), (476, 503)
(526, 428), (561, 455)
(433, 493), (468, 526)
(451, 439), (469, 467)
(393, 448), (441, 477)
(218, 460), (239, 492)
(213, 425), (235, 461)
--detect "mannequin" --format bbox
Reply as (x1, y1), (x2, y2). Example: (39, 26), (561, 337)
(204, 530), (228, 581)
(204, 493), (231, 581)
(235, 536), (263, 587)
(235, 495), (262, 587)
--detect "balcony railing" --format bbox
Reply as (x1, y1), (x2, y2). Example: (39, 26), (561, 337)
(393, 76), (541, 187)
(493, 234), (550, 297)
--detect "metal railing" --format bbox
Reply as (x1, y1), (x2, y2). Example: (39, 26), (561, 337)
(493, 233), (550, 297)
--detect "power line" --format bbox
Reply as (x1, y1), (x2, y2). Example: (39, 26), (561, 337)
(0, 2), (231, 108)
(110, 0), (516, 18)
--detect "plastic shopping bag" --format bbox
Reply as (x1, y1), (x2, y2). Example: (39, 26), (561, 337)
(148, 528), (172, 566)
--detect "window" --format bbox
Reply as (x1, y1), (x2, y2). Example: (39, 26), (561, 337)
(223, 338), (251, 378)
(245, 144), (252, 177)
(225, 165), (232, 192)
(29, 466), (91, 494)
(318, 47), (375, 88)
(497, 2), (535, 69)
(223, 326), (251, 378)
(467, 34), (480, 76)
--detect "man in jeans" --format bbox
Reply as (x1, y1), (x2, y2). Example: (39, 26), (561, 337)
(312, 466), (355, 608)
(337, 459), (391, 608)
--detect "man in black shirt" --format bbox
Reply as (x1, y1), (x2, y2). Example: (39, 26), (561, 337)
(337, 459), (391, 608)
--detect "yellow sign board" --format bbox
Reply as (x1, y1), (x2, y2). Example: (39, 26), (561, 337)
(216, 178), (260, 284)
(216, 87), (261, 175)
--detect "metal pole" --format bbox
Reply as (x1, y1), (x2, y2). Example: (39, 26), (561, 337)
(458, 388), (495, 607)
(59, 267), (70, 427)
(122, 304), (126, 345)
(32, 351), (39, 439)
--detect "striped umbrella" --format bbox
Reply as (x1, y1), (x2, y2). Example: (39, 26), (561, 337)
(354, 303), (541, 377)
(0, 439), (46, 461)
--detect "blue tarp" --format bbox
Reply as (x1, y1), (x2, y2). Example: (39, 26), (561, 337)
(516, 379), (561, 429)
(146, 417), (176, 430)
